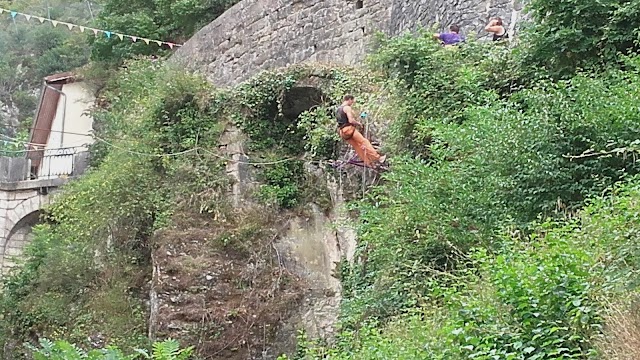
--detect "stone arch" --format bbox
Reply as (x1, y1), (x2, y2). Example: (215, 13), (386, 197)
(1, 199), (46, 275)
(1, 210), (43, 274)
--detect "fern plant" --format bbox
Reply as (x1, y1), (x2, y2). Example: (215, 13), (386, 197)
(27, 338), (193, 359)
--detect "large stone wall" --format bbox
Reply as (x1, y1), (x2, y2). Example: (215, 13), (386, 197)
(390, 0), (526, 38)
(172, 0), (524, 88)
(172, 0), (393, 87)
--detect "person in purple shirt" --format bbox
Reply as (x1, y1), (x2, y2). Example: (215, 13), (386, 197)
(433, 24), (463, 46)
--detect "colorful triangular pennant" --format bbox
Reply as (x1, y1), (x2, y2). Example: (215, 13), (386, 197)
(0, 7), (184, 48)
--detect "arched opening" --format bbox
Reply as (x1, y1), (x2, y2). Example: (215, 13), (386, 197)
(281, 86), (325, 121)
(2, 210), (43, 274)
(248, 85), (326, 155)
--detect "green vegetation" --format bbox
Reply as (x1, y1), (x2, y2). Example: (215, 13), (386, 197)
(0, 60), (225, 356)
(0, 60), (365, 357)
(0, 0), (239, 137)
(91, 0), (238, 64)
(29, 338), (192, 359)
(3, 0), (640, 358)
(289, 0), (640, 358)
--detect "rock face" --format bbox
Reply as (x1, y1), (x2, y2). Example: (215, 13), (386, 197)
(172, 0), (525, 87)
(273, 170), (357, 344)
(161, 1), (529, 356)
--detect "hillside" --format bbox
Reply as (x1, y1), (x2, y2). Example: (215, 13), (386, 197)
(3, 0), (640, 359)
(0, 0), (238, 144)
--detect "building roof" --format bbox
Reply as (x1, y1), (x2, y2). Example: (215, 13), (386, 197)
(43, 72), (76, 84)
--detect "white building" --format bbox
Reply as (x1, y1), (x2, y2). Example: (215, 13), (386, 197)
(27, 72), (94, 179)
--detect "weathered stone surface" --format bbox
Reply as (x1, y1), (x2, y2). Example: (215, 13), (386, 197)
(0, 179), (66, 276)
(172, 0), (524, 87)
(271, 167), (357, 349)
(387, 0), (527, 38)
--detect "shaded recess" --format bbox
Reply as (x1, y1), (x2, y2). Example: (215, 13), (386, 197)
(281, 86), (325, 121)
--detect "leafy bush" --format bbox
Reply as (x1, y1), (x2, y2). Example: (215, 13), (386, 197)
(0, 61), (229, 356)
(91, 0), (239, 64)
(257, 160), (305, 209)
(339, 157), (505, 325)
(302, 177), (640, 359)
(368, 31), (509, 155)
(448, 61), (640, 219)
(28, 338), (192, 359)
(522, 0), (640, 77)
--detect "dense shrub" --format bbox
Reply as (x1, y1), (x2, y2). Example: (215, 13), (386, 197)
(91, 0), (239, 64)
(0, 61), (229, 357)
(522, 0), (640, 78)
(300, 177), (640, 359)
(369, 32), (515, 156)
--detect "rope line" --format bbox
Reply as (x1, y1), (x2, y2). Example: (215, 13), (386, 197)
(1, 130), (305, 166)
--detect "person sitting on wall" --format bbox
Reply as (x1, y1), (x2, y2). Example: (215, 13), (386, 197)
(485, 17), (509, 41)
(336, 95), (386, 169)
(433, 24), (464, 46)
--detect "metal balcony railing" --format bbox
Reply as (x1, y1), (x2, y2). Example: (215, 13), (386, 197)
(0, 147), (90, 183)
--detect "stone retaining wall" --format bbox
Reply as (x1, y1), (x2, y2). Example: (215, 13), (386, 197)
(172, 0), (525, 88)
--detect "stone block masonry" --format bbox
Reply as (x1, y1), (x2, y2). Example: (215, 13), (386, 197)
(173, 0), (393, 87)
(172, 0), (523, 88)
(0, 178), (65, 276)
(390, 0), (526, 37)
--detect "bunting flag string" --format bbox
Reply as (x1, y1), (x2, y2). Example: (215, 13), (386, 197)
(0, 7), (182, 49)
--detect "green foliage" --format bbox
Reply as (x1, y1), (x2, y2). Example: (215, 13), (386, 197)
(315, 19), (640, 359)
(91, 0), (239, 64)
(0, 60), (229, 356)
(339, 157), (504, 325)
(297, 105), (340, 159)
(257, 160), (304, 209)
(0, 128), (28, 156)
(368, 31), (507, 155)
(231, 69), (307, 154)
(28, 338), (193, 359)
(302, 177), (640, 359)
(522, 0), (640, 77)
(0, 0), (96, 125)
(450, 61), (640, 219)
(337, 51), (640, 327)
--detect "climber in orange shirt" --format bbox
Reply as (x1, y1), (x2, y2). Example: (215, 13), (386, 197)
(335, 95), (386, 168)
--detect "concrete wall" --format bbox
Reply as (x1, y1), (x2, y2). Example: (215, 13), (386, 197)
(172, 0), (523, 88)
(55, 82), (94, 150)
(0, 157), (29, 182)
